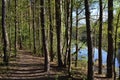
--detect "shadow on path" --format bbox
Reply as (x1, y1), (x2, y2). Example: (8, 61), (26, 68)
(0, 50), (70, 80)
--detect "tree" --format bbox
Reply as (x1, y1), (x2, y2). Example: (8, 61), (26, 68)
(114, 11), (120, 80)
(68, 0), (73, 76)
(48, 0), (54, 62)
(14, 0), (17, 57)
(18, 9), (23, 50)
(75, 1), (79, 67)
(31, 0), (36, 54)
(98, 0), (103, 74)
(7, 0), (12, 51)
(40, 0), (50, 72)
(55, 0), (63, 67)
(28, 0), (32, 50)
(64, 0), (70, 67)
(84, 0), (94, 79)
(2, 0), (9, 65)
(107, 0), (113, 78)
(64, 0), (73, 69)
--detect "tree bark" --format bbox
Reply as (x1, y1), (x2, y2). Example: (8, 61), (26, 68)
(68, 0), (73, 76)
(55, 0), (63, 67)
(84, 0), (94, 79)
(2, 0), (9, 66)
(75, 6), (79, 67)
(114, 11), (120, 80)
(64, 0), (69, 67)
(29, 1), (32, 50)
(31, 0), (36, 54)
(107, 0), (113, 78)
(40, 0), (50, 72)
(14, 0), (17, 57)
(7, 0), (11, 51)
(98, 0), (103, 74)
(48, 0), (54, 62)
(18, 2), (23, 50)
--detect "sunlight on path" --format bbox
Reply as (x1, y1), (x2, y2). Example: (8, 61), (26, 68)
(0, 50), (56, 80)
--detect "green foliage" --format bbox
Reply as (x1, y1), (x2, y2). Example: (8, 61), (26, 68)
(55, 75), (59, 80)
(71, 60), (87, 79)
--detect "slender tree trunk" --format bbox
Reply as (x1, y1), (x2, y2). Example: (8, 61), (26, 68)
(48, 0), (54, 62)
(119, 66), (120, 79)
(107, 0), (113, 78)
(19, 12), (23, 49)
(114, 11), (120, 80)
(36, 1), (41, 54)
(18, 17), (22, 50)
(28, 2), (31, 49)
(98, 0), (103, 74)
(68, 0), (73, 76)
(14, 0), (17, 57)
(38, 11), (41, 54)
(118, 42), (120, 79)
(29, 1), (32, 50)
(84, 0), (94, 79)
(17, 2), (22, 50)
(40, 0), (50, 72)
(63, 0), (68, 67)
(55, 0), (63, 67)
(75, 6), (79, 67)
(38, 16), (41, 52)
(8, 24), (11, 51)
(31, 0), (36, 54)
(2, 0), (9, 66)
(7, 0), (11, 51)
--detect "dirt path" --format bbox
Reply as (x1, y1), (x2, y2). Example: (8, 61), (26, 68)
(0, 50), (68, 80)
(0, 50), (114, 80)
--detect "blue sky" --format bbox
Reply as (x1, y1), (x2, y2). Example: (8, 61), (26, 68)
(72, 1), (119, 26)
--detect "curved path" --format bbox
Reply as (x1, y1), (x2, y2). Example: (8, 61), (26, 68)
(0, 50), (58, 80)
(0, 50), (113, 80)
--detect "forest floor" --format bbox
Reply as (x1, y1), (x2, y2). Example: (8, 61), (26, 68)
(0, 50), (113, 80)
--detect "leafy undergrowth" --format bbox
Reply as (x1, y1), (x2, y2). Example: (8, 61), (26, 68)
(71, 60), (87, 80)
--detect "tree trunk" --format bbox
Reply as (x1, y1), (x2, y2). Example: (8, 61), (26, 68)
(19, 11), (23, 50)
(98, 0), (103, 74)
(29, 1), (32, 50)
(68, 0), (73, 76)
(17, 3), (23, 50)
(114, 11), (120, 80)
(107, 0), (113, 78)
(55, 0), (63, 67)
(31, 0), (36, 54)
(7, 0), (11, 51)
(2, 0), (9, 66)
(48, 0), (54, 62)
(63, 0), (72, 73)
(40, 0), (50, 72)
(119, 66), (120, 79)
(14, 0), (17, 57)
(84, 0), (94, 79)
(64, 0), (69, 67)
(75, 6), (79, 67)
(18, 16), (22, 50)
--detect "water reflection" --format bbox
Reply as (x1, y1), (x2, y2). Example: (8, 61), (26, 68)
(72, 47), (119, 67)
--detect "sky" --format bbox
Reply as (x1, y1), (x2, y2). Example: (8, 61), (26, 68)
(72, 1), (119, 26)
